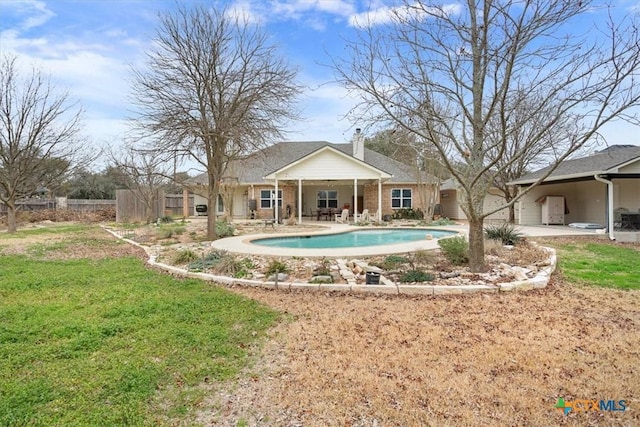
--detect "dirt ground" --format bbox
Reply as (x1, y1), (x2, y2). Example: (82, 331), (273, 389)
(192, 280), (639, 427)
(4, 222), (638, 426)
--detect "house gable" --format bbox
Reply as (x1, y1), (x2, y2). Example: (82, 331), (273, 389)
(264, 146), (392, 181)
(617, 158), (640, 173)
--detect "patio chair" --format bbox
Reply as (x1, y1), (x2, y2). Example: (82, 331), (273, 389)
(335, 208), (349, 223)
(359, 209), (371, 222)
(614, 207), (629, 229)
(369, 209), (383, 224)
(318, 207), (330, 221)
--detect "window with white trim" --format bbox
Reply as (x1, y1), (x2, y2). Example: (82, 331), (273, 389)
(391, 188), (412, 208)
(316, 190), (338, 208)
(260, 189), (282, 209)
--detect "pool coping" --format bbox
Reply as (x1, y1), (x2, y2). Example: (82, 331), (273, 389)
(103, 226), (558, 296)
(210, 224), (464, 257)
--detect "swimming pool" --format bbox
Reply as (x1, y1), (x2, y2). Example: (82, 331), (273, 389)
(252, 228), (457, 249)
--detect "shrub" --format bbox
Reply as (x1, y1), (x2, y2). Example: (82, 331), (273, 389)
(484, 223), (522, 246)
(313, 258), (332, 276)
(399, 269), (435, 283)
(412, 249), (437, 265)
(234, 258), (255, 278)
(187, 250), (228, 271)
(159, 215), (174, 223)
(156, 225), (186, 239)
(378, 254), (409, 270)
(386, 255), (409, 264)
(216, 220), (235, 238)
(438, 236), (469, 265)
(266, 259), (289, 276)
(392, 208), (424, 220)
(430, 217), (456, 226)
(173, 249), (199, 264)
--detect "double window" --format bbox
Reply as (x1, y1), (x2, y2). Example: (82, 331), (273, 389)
(317, 190), (338, 209)
(260, 189), (282, 209)
(391, 188), (412, 209)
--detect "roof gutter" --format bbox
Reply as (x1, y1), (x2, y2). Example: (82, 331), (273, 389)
(594, 174), (615, 241)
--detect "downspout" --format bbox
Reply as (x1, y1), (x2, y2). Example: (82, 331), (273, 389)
(594, 174), (615, 241)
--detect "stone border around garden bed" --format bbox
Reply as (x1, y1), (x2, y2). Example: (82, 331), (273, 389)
(104, 226), (557, 295)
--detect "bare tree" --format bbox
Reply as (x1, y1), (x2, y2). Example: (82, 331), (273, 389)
(0, 55), (85, 232)
(109, 145), (172, 224)
(131, 4), (302, 239)
(486, 91), (579, 223)
(334, 1), (640, 271)
(366, 127), (450, 218)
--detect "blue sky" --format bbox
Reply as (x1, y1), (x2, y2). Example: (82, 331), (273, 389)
(1, 0), (638, 172)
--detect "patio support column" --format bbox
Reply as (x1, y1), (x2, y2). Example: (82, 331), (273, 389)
(377, 178), (382, 220)
(298, 178), (303, 224)
(353, 178), (358, 220)
(595, 174), (615, 240)
(275, 179), (279, 223)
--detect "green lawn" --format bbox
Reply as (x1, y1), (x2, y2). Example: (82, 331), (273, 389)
(0, 226), (278, 426)
(551, 241), (640, 289)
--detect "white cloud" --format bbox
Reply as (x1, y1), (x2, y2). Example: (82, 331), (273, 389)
(348, 1), (461, 28)
(1, 0), (56, 30)
(267, 0), (356, 22)
(227, 1), (265, 24)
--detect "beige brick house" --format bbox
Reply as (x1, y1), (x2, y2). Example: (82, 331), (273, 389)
(188, 135), (436, 223)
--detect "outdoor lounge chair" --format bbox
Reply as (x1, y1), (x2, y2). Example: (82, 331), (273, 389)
(370, 210), (383, 224)
(359, 209), (371, 222)
(335, 208), (349, 223)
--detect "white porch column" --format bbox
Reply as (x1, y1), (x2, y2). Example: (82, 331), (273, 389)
(274, 179), (279, 223)
(378, 178), (382, 220)
(298, 178), (303, 224)
(353, 178), (358, 220)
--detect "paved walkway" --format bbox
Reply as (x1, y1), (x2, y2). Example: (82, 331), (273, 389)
(211, 221), (603, 258)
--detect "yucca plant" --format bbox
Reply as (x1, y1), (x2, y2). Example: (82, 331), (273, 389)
(484, 223), (523, 246)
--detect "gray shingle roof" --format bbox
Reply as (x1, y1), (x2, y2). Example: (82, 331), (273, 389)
(191, 141), (430, 184)
(510, 145), (640, 184)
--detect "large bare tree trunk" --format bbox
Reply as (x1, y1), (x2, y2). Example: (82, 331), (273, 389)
(468, 216), (485, 272)
(6, 202), (17, 233)
(207, 172), (218, 241)
(508, 205), (516, 224)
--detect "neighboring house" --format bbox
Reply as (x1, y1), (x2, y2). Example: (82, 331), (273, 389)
(187, 135), (437, 223)
(509, 145), (640, 240)
(438, 178), (511, 222)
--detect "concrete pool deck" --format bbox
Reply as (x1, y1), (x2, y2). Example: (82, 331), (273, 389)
(210, 221), (605, 258)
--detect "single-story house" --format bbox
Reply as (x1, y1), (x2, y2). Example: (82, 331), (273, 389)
(438, 178), (511, 222)
(187, 133), (437, 223)
(509, 145), (640, 241)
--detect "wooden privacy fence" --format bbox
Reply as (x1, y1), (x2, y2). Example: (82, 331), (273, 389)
(165, 193), (194, 216)
(0, 198), (115, 213)
(115, 191), (194, 223)
(1, 194), (193, 223)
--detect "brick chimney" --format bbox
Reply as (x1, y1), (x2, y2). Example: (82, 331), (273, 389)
(353, 128), (364, 161)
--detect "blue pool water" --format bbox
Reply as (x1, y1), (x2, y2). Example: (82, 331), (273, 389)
(252, 228), (457, 249)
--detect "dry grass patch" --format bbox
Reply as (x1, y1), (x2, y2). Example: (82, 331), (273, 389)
(197, 281), (639, 426)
